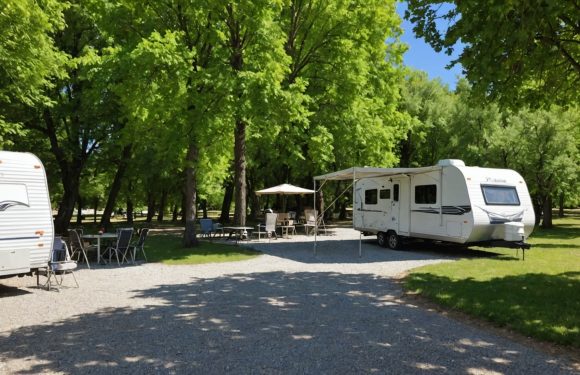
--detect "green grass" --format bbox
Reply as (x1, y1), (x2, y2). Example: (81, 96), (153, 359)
(405, 215), (580, 347)
(144, 232), (260, 265)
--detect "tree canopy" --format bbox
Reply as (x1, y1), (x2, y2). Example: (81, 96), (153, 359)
(405, 0), (580, 107)
(1, 0), (577, 236)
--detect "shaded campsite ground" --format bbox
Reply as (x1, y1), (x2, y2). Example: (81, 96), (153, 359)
(1, 227), (577, 374)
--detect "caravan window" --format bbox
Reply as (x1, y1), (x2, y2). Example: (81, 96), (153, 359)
(393, 184), (399, 202)
(415, 184), (437, 204)
(379, 189), (390, 199)
(365, 189), (378, 205)
(481, 185), (520, 206)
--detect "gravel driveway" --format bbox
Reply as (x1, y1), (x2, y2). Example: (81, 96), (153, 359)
(0, 228), (577, 374)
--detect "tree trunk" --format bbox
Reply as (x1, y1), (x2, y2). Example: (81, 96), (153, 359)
(158, 189), (168, 222)
(183, 143), (199, 247)
(93, 198), (98, 224)
(541, 195), (553, 228)
(53, 170), (81, 235)
(399, 130), (413, 167)
(558, 193), (565, 218)
(100, 145), (132, 231)
(172, 204), (179, 222)
(220, 179), (234, 223)
(76, 195), (83, 224)
(181, 191), (187, 224)
(200, 199), (208, 219)
(146, 192), (156, 223)
(126, 196), (134, 225)
(233, 119), (247, 225)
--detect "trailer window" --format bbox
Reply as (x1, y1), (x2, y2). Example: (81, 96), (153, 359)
(415, 184), (437, 204)
(365, 189), (378, 205)
(379, 189), (390, 199)
(481, 185), (520, 206)
(393, 184), (399, 202)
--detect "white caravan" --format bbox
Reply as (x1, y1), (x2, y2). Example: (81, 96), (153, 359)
(316, 159), (535, 250)
(0, 151), (53, 277)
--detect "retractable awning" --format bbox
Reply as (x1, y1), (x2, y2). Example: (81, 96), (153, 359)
(314, 166), (441, 181)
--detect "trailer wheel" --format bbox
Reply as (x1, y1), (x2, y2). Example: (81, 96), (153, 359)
(386, 231), (400, 250)
(377, 232), (388, 247)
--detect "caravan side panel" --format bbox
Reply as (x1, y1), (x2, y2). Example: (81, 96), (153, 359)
(0, 152), (53, 274)
(409, 167), (472, 243)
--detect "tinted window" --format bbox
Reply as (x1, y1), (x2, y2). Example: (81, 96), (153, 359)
(365, 189), (378, 205)
(481, 185), (520, 205)
(415, 184), (437, 204)
(393, 184), (399, 202)
(379, 189), (390, 199)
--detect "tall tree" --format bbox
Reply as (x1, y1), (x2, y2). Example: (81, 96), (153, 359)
(406, 0), (580, 106)
(219, 1), (289, 225)
(93, 0), (232, 246)
(24, 2), (118, 234)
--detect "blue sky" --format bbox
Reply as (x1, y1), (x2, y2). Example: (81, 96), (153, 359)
(396, 3), (464, 90)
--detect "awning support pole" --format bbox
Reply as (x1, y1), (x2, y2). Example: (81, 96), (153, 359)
(313, 178), (317, 256)
(355, 168), (361, 257)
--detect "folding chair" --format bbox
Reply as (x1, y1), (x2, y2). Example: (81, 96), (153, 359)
(253, 212), (278, 241)
(68, 229), (91, 268)
(42, 237), (79, 291)
(103, 228), (133, 265)
(200, 219), (215, 238)
(128, 228), (149, 263)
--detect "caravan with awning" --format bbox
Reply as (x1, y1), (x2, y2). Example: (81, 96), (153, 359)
(0, 151), (53, 277)
(315, 159), (535, 250)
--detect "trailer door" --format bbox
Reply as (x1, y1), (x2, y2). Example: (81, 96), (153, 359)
(391, 177), (410, 235)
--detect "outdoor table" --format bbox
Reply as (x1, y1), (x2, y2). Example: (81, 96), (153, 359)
(82, 233), (117, 264)
(279, 225), (296, 238)
(222, 226), (253, 244)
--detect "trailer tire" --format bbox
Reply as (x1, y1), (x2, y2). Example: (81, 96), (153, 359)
(386, 231), (400, 250)
(377, 232), (388, 247)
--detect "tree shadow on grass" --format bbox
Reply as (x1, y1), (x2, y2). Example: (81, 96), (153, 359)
(531, 224), (580, 240)
(406, 272), (580, 348)
(1, 272), (576, 374)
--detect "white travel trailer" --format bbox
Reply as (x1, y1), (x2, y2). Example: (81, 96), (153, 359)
(316, 160), (535, 250)
(0, 151), (53, 277)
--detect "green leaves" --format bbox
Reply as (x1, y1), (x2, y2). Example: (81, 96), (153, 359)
(406, 0), (579, 107)
(0, 0), (68, 146)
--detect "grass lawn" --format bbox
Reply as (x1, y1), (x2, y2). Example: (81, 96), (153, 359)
(405, 215), (580, 348)
(145, 232), (260, 265)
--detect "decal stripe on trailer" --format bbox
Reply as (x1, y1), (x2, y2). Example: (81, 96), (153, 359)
(0, 236), (40, 241)
(412, 206), (472, 215)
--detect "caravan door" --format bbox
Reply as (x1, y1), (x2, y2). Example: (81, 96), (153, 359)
(391, 177), (410, 235)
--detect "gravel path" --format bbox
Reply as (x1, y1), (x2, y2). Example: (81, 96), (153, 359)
(0, 228), (577, 374)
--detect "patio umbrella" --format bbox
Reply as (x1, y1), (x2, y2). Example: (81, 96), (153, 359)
(255, 183), (315, 212)
(255, 183), (314, 195)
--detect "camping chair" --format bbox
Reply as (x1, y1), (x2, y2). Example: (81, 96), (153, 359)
(253, 212), (278, 241)
(103, 228), (133, 265)
(128, 228), (149, 263)
(68, 229), (91, 269)
(200, 218), (215, 238)
(43, 237), (78, 291)
(304, 210), (326, 235)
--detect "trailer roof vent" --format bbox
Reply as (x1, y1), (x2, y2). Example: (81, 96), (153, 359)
(437, 159), (465, 167)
